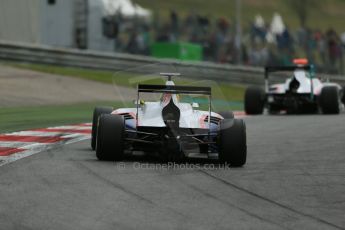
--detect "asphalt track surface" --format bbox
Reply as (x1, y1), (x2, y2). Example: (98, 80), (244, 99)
(0, 115), (345, 230)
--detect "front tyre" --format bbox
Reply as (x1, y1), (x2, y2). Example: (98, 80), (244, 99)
(218, 119), (247, 167)
(319, 86), (340, 114)
(96, 114), (124, 161)
(244, 86), (265, 115)
(91, 107), (113, 150)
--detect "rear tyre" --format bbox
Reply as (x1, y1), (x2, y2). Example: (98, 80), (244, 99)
(244, 86), (265, 115)
(91, 107), (113, 150)
(342, 86), (345, 105)
(218, 119), (247, 167)
(319, 86), (340, 114)
(218, 111), (234, 119)
(96, 114), (124, 161)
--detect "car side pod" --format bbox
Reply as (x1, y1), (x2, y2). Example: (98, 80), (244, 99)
(218, 119), (247, 167)
(96, 114), (125, 161)
(218, 111), (235, 119)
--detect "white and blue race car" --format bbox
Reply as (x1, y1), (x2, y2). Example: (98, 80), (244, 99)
(91, 73), (246, 166)
(245, 59), (345, 114)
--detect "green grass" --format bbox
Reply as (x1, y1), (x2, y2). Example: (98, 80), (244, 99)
(135, 0), (345, 33)
(0, 102), (124, 133)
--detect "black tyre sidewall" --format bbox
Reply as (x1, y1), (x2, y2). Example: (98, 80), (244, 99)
(91, 107), (113, 150)
(218, 119), (247, 167)
(244, 86), (265, 115)
(319, 86), (340, 114)
(96, 114), (124, 161)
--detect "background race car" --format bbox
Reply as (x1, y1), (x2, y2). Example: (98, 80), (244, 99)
(245, 59), (345, 115)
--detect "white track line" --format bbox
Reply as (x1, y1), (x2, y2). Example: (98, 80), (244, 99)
(7, 131), (73, 137)
(43, 125), (92, 130)
(0, 141), (50, 148)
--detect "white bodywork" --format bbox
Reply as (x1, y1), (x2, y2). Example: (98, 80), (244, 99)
(113, 103), (222, 129)
(269, 70), (342, 95)
(113, 80), (223, 130)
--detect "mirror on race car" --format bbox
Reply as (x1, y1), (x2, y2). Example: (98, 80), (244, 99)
(133, 99), (145, 105)
(192, 102), (199, 108)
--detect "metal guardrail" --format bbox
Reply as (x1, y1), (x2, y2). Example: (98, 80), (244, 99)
(0, 40), (344, 85)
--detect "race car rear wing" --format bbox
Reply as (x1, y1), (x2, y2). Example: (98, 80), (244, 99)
(264, 65), (312, 79)
(138, 84), (211, 95)
(136, 84), (212, 130)
(264, 65), (316, 99)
